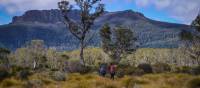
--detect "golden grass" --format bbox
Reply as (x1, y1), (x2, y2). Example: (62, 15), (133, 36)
(0, 73), (199, 88)
(34, 73), (199, 88)
(0, 77), (25, 88)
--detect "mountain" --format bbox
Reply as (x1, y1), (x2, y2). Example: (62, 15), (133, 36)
(0, 9), (193, 51)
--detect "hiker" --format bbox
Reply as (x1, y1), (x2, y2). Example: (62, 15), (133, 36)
(108, 63), (117, 80)
(99, 63), (107, 77)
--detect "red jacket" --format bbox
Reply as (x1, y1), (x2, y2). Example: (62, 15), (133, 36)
(108, 65), (116, 73)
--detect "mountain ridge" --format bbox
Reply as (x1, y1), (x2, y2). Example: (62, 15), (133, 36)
(0, 9), (193, 51)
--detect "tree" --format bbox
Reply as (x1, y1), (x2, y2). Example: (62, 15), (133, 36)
(100, 24), (137, 63)
(26, 40), (46, 69)
(12, 40), (46, 69)
(180, 13), (200, 65)
(58, 0), (104, 66)
(0, 48), (10, 69)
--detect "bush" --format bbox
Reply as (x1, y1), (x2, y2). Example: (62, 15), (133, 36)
(50, 71), (66, 81)
(66, 58), (93, 74)
(175, 66), (192, 74)
(66, 59), (83, 73)
(17, 69), (31, 80)
(10, 66), (25, 75)
(0, 69), (9, 80)
(116, 68), (125, 78)
(187, 77), (200, 88)
(137, 63), (152, 73)
(191, 66), (200, 75)
(152, 63), (171, 73)
(132, 68), (145, 76)
(116, 65), (137, 77)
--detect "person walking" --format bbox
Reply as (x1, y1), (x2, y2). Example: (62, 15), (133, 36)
(99, 63), (107, 77)
(108, 63), (117, 80)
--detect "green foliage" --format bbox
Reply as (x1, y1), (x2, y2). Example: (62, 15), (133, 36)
(100, 24), (137, 63)
(152, 62), (171, 73)
(66, 58), (93, 74)
(66, 48), (111, 67)
(175, 66), (192, 74)
(137, 63), (152, 73)
(10, 40), (46, 69)
(191, 65), (200, 75)
(191, 14), (200, 32)
(17, 69), (31, 80)
(0, 68), (10, 80)
(58, 0), (104, 66)
(180, 30), (193, 40)
(180, 13), (200, 65)
(46, 49), (67, 71)
(0, 47), (10, 70)
(116, 65), (137, 77)
(65, 48), (197, 70)
(10, 40), (68, 72)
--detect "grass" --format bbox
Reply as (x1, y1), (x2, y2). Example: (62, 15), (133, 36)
(0, 73), (199, 88)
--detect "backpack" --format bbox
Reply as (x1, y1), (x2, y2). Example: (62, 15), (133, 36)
(100, 64), (106, 73)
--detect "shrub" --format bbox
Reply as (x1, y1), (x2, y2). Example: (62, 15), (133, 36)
(191, 66), (200, 75)
(137, 63), (152, 73)
(175, 66), (192, 74)
(116, 65), (137, 77)
(116, 68), (125, 78)
(66, 58), (83, 73)
(10, 65), (28, 76)
(187, 77), (200, 88)
(50, 71), (66, 81)
(80, 66), (93, 74)
(132, 68), (145, 76)
(152, 63), (171, 73)
(66, 58), (93, 74)
(0, 69), (9, 80)
(17, 69), (31, 80)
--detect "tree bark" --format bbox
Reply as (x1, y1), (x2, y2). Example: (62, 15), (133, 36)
(80, 39), (85, 66)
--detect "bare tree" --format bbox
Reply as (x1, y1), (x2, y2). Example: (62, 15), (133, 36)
(58, 0), (104, 66)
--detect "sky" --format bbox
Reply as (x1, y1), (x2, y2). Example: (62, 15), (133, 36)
(0, 0), (200, 25)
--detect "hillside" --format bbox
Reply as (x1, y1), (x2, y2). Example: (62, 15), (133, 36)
(0, 9), (193, 50)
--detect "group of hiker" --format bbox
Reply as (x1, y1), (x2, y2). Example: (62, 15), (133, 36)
(99, 63), (117, 80)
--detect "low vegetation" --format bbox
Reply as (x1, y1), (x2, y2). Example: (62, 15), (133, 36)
(0, 73), (199, 88)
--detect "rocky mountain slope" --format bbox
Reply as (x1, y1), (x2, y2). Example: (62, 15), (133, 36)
(0, 9), (192, 51)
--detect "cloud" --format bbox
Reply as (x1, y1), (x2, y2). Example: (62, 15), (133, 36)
(0, 0), (74, 14)
(135, 0), (149, 7)
(0, 0), (199, 24)
(135, 0), (200, 24)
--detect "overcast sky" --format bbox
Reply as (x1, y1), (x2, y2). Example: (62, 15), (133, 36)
(0, 0), (199, 25)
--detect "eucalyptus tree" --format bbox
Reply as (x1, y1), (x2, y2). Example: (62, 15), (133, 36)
(58, 0), (104, 66)
(100, 24), (137, 63)
(180, 13), (200, 65)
